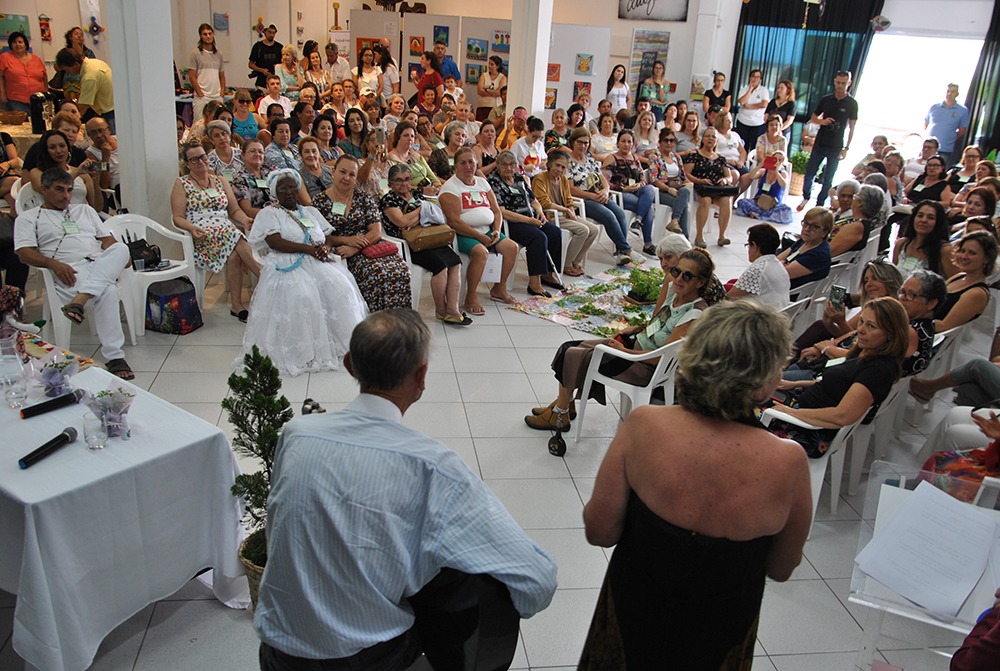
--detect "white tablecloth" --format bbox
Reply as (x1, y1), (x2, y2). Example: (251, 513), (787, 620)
(0, 367), (248, 671)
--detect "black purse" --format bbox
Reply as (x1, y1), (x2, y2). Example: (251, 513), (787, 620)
(122, 230), (161, 271)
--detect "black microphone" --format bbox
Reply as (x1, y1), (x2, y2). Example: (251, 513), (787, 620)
(18, 427), (79, 469)
(19, 389), (86, 419)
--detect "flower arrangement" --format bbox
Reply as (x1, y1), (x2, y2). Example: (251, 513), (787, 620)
(83, 385), (135, 438)
(29, 350), (79, 397)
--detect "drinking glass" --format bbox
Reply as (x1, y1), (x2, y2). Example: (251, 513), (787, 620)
(4, 375), (27, 408)
(83, 412), (108, 450)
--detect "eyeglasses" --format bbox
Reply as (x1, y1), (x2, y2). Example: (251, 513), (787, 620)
(801, 221), (823, 231)
(663, 138), (677, 143)
(236, 99), (251, 104)
(898, 289), (925, 301)
(186, 154), (209, 163)
(669, 267), (702, 282)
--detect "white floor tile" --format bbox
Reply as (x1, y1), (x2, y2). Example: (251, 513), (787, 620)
(757, 580), (861, 655)
(474, 438), (571, 480)
(562, 437), (613, 479)
(517, 348), (558, 375)
(465, 402), (547, 438)
(802, 520), (863, 580)
(148, 372), (230, 403)
(770, 650), (883, 671)
(444, 323), (514, 348)
(506, 325), (574, 349)
(519, 588), (599, 668)
(160, 345), (245, 373)
(133, 601), (258, 671)
(457, 372), (539, 404)
(172, 403), (223, 425)
(304, 369), (360, 403)
(437, 437), (480, 476)
(487, 478), (585, 530)
(526, 529), (608, 590)
(118, 345), (173, 372)
(752, 656), (778, 671)
(403, 402), (471, 438)
(879, 647), (954, 671)
(451, 347), (524, 373)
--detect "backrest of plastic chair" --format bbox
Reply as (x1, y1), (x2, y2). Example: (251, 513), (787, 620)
(106, 213), (155, 241)
(15, 181), (42, 216)
(647, 339), (685, 399)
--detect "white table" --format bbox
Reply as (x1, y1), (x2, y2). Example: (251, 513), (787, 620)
(0, 367), (248, 671)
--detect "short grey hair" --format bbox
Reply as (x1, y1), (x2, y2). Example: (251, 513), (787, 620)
(908, 269), (947, 307)
(655, 232), (692, 259)
(835, 178), (861, 198)
(443, 121), (466, 145)
(496, 150), (517, 166)
(386, 93), (405, 109)
(676, 301), (791, 421)
(863, 173), (888, 191)
(348, 309), (430, 393)
(854, 184), (885, 219)
(206, 120), (230, 137)
(41, 167), (73, 188)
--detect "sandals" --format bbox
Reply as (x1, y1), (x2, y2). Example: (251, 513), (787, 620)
(540, 277), (566, 291)
(489, 292), (518, 305)
(61, 303), (85, 325)
(527, 287), (552, 298)
(463, 303), (486, 316)
(106, 359), (135, 381)
(436, 312), (473, 326)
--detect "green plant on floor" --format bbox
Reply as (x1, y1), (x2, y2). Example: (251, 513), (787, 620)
(791, 151), (810, 175)
(628, 267), (665, 303)
(222, 345), (294, 567)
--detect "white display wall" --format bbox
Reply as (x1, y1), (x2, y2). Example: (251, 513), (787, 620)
(397, 13), (460, 101)
(458, 17), (513, 111)
(537, 23), (611, 120)
(348, 9), (400, 72)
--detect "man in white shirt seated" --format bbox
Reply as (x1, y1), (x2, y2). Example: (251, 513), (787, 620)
(256, 74), (293, 117)
(510, 116), (547, 178)
(255, 309), (558, 670)
(84, 117), (120, 209)
(14, 168), (134, 380)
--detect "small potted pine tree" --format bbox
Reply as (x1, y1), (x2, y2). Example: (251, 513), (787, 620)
(222, 345), (294, 608)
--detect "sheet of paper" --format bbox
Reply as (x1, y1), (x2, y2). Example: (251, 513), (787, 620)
(856, 481), (997, 617)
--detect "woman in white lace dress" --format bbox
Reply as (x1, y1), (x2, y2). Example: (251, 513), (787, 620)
(240, 170), (368, 376)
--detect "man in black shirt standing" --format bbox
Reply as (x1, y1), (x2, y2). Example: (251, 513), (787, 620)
(248, 24), (282, 89)
(797, 70), (858, 211)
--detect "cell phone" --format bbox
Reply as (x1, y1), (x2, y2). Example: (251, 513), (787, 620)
(375, 128), (385, 146)
(829, 284), (847, 311)
(762, 155), (778, 171)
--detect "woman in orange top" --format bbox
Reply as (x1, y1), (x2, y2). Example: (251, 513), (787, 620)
(0, 32), (48, 113)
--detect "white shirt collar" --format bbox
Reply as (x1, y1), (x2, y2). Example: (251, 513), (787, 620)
(349, 393), (403, 424)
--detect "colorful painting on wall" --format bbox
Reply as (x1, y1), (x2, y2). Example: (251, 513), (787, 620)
(408, 35), (424, 56)
(466, 38), (488, 62)
(465, 64), (483, 85)
(545, 88), (557, 109)
(546, 63), (561, 82)
(408, 62), (424, 81)
(618, 0), (689, 22)
(575, 53), (594, 76)
(573, 81), (592, 101)
(493, 30), (510, 53)
(433, 25), (449, 46)
(356, 37), (378, 57)
(628, 30), (670, 110)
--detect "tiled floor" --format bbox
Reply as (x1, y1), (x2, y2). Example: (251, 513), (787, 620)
(0, 209), (982, 670)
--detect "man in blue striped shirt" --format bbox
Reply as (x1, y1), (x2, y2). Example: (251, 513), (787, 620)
(255, 309), (558, 669)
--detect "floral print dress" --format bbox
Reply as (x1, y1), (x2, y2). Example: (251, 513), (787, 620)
(313, 188), (412, 312)
(180, 175), (243, 273)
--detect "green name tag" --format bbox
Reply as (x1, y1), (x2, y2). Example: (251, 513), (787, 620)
(628, 178), (636, 186)
(255, 178), (269, 189)
(282, 149), (293, 159)
(761, 181), (771, 192)
(222, 169), (234, 181)
(330, 201), (347, 216)
(378, 178), (389, 192)
(61, 219), (80, 234)
(436, 142), (446, 149)
(448, 158), (455, 166)
(913, 184), (925, 192)
(205, 188), (222, 198)
(644, 320), (659, 338)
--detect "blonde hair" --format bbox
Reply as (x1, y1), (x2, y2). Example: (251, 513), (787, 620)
(676, 301), (791, 420)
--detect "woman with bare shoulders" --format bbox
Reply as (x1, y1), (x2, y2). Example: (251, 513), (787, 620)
(578, 300), (811, 670)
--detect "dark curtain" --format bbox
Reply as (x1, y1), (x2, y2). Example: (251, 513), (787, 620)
(729, 0), (884, 151)
(965, 0), (1000, 154)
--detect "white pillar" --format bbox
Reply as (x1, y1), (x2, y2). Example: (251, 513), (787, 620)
(104, 0), (179, 224)
(508, 0), (553, 119)
(692, 0), (724, 79)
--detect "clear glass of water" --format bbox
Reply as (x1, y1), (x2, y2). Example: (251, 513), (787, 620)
(83, 412), (108, 450)
(3, 375), (27, 408)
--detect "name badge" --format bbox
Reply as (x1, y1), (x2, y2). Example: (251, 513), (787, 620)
(205, 188), (222, 198)
(900, 255), (919, 271)
(824, 356), (846, 368)
(61, 219), (80, 234)
(913, 184), (925, 192)
(628, 178), (636, 186)
(330, 201), (347, 216)
(558, 137), (567, 145)
(959, 175), (971, 183)
(448, 157), (455, 166)
(644, 318), (660, 338)
(282, 149), (293, 159)
(761, 181), (772, 192)
(436, 142), (446, 149)
(222, 169), (234, 182)
(255, 178), (269, 189)
(378, 178), (389, 193)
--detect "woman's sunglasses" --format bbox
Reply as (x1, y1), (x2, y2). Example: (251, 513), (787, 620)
(669, 267), (702, 282)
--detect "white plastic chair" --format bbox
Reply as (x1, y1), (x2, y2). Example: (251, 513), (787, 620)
(384, 234), (428, 310)
(39, 265), (137, 353)
(779, 296), (813, 335)
(106, 214), (201, 335)
(574, 338), (684, 443)
(790, 262), (851, 316)
(846, 376), (910, 496)
(760, 405), (870, 533)
(15, 180), (42, 216)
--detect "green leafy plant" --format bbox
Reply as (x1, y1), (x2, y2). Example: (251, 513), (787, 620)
(591, 325), (619, 338)
(577, 303), (607, 317)
(791, 151), (810, 175)
(586, 282), (616, 294)
(628, 267), (665, 302)
(222, 345), (294, 567)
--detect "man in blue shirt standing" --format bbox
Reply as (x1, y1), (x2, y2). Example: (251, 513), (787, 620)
(434, 40), (461, 82)
(255, 309), (558, 670)
(925, 83), (970, 165)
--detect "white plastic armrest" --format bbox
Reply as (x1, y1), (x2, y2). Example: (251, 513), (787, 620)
(760, 406), (822, 430)
(592, 341), (672, 364)
(149, 221), (188, 244)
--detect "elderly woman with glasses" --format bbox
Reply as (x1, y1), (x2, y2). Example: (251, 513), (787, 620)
(239, 169), (367, 376)
(171, 141), (260, 320)
(525, 248), (715, 433)
(380, 163), (468, 325)
(828, 183), (882, 258)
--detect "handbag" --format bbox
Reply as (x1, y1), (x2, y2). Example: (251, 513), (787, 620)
(403, 225), (454, 252)
(360, 240), (399, 259)
(756, 193), (777, 211)
(699, 184), (740, 198)
(145, 277), (203, 335)
(122, 230), (161, 271)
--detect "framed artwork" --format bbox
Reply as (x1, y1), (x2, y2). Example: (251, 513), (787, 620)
(493, 30), (510, 53)
(408, 62), (424, 81)
(618, 0), (689, 22)
(573, 81), (592, 101)
(465, 64), (483, 85)
(433, 25), (449, 46)
(545, 88), (557, 109)
(408, 36), (424, 56)
(546, 64), (561, 82)
(466, 38), (488, 62)
(575, 53), (593, 76)
(356, 37), (379, 56)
